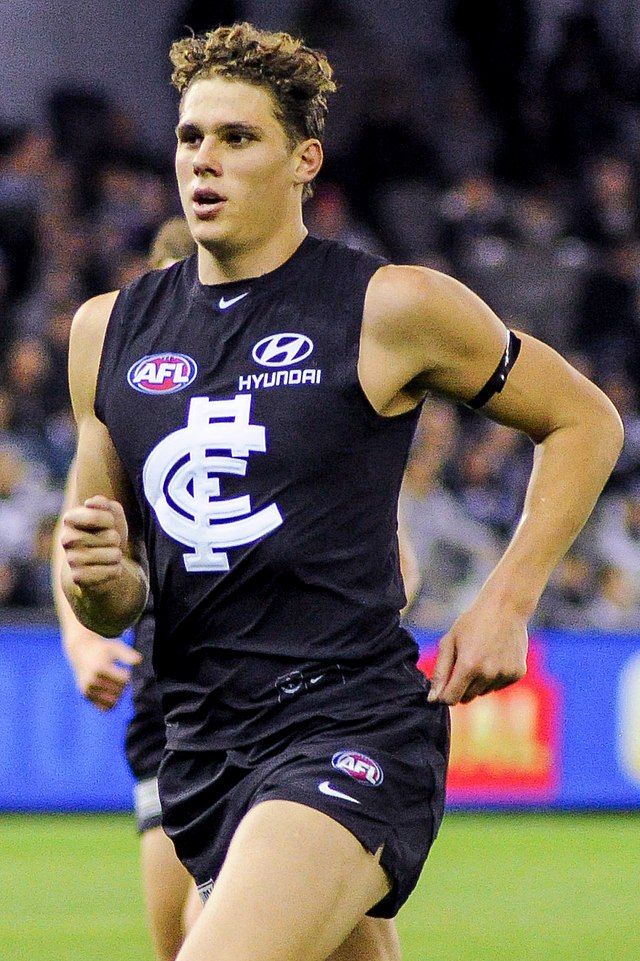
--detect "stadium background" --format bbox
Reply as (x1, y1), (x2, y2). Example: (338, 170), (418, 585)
(0, 1), (639, 959)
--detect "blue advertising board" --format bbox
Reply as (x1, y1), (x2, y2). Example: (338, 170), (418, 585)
(0, 623), (639, 811)
(0, 624), (135, 811)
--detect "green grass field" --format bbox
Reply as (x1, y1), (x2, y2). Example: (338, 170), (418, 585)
(0, 811), (637, 960)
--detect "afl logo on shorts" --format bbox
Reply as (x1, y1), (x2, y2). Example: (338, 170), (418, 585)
(252, 333), (314, 368)
(127, 353), (198, 394)
(332, 750), (384, 786)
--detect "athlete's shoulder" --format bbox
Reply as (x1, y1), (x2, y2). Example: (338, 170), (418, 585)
(68, 291), (121, 416)
(71, 289), (121, 347)
(364, 263), (496, 344)
(366, 263), (454, 312)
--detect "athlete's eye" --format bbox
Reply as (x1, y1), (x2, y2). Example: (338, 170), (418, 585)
(227, 132), (253, 147)
(176, 127), (202, 146)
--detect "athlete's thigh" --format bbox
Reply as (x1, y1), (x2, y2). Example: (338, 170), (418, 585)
(175, 799), (391, 961)
(326, 917), (401, 961)
(141, 826), (197, 961)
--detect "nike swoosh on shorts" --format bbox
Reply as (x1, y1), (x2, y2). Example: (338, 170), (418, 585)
(318, 780), (361, 804)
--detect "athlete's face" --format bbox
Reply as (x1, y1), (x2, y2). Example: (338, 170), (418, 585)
(175, 76), (320, 258)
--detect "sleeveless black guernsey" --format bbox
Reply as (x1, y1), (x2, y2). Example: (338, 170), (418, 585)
(95, 236), (423, 751)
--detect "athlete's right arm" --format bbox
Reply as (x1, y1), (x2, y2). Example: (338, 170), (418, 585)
(60, 292), (149, 638)
(54, 459), (142, 710)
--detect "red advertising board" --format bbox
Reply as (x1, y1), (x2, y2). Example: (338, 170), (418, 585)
(417, 639), (562, 802)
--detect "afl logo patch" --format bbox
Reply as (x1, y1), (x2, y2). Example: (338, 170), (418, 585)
(127, 353), (198, 394)
(331, 750), (384, 786)
(252, 333), (313, 368)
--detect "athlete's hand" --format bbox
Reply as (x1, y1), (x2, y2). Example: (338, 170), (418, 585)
(61, 496), (130, 593)
(427, 598), (528, 705)
(65, 626), (142, 711)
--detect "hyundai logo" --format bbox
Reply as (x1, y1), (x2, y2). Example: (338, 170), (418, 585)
(252, 333), (314, 368)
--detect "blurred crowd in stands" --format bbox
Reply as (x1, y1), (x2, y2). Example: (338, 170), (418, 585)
(1, 1), (639, 631)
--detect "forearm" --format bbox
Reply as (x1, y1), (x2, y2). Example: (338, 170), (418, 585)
(53, 519), (94, 655)
(62, 558), (148, 638)
(482, 414), (623, 617)
(52, 471), (132, 649)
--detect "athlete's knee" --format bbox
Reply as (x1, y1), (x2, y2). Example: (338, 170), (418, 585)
(327, 917), (402, 961)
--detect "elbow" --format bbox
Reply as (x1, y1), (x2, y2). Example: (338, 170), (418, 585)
(592, 393), (625, 472)
(603, 395), (625, 459)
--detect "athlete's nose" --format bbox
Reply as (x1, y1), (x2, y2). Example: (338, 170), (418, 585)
(193, 137), (222, 177)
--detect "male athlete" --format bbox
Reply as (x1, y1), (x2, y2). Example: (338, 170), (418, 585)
(56, 215), (414, 959)
(59, 22), (623, 961)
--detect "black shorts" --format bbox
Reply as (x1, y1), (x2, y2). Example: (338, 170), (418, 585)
(125, 704), (165, 784)
(159, 667), (449, 918)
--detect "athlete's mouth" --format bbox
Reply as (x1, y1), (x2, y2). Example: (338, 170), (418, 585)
(193, 187), (226, 206)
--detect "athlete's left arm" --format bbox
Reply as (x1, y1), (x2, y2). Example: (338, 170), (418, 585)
(360, 265), (624, 705)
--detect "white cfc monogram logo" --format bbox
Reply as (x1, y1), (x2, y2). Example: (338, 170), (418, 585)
(143, 394), (283, 571)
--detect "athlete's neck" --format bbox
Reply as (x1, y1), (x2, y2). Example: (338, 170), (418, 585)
(196, 224), (308, 285)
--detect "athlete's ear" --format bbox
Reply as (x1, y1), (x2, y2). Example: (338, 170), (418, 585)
(293, 139), (323, 187)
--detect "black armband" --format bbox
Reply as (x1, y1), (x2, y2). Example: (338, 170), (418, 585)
(466, 330), (522, 409)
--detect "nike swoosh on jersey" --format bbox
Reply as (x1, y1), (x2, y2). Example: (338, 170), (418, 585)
(218, 292), (249, 310)
(318, 781), (361, 804)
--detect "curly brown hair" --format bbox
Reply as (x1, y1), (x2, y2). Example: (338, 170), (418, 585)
(170, 22), (336, 199)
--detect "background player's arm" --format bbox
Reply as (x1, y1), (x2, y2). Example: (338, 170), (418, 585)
(361, 265), (624, 704)
(60, 292), (149, 638)
(397, 512), (420, 611)
(53, 460), (141, 710)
